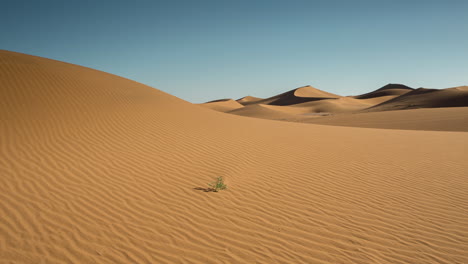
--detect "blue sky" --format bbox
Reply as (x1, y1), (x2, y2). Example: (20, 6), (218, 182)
(2, 0), (467, 102)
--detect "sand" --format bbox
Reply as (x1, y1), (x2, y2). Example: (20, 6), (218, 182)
(1, 50), (468, 263)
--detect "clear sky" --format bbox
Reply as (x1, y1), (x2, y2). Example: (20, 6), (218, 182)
(2, 0), (467, 103)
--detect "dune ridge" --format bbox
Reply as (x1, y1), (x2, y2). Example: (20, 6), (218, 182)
(1, 50), (468, 263)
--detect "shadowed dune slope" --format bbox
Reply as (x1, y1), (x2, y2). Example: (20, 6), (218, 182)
(199, 99), (244, 112)
(1, 50), (468, 264)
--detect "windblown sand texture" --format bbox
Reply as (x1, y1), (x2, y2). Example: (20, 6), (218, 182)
(1, 50), (468, 263)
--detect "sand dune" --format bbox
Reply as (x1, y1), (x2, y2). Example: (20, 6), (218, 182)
(293, 85), (341, 98)
(199, 99), (244, 112)
(353, 83), (413, 99)
(247, 85), (340, 106)
(236, 95), (263, 106)
(1, 50), (468, 264)
(215, 83), (468, 131)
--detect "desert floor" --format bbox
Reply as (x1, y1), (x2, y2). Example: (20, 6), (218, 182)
(1, 50), (467, 263)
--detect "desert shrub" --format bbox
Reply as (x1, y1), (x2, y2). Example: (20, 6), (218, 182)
(208, 176), (227, 192)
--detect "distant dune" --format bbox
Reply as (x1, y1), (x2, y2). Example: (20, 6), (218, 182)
(366, 86), (468, 112)
(199, 99), (244, 112)
(250, 85), (340, 106)
(352, 83), (413, 99)
(1, 50), (468, 264)
(204, 83), (468, 131)
(236, 95), (263, 106)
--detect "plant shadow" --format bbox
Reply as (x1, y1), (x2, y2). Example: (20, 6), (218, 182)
(193, 187), (217, 192)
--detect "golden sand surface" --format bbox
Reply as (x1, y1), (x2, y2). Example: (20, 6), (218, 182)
(1, 50), (467, 263)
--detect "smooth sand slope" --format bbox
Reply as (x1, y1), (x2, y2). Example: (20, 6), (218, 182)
(1, 50), (468, 264)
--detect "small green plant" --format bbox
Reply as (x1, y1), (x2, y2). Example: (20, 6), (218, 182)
(208, 176), (227, 192)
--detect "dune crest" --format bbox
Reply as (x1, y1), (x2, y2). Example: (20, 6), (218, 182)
(1, 50), (468, 263)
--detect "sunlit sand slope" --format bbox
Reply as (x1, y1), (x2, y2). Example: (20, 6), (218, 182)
(1, 50), (467, 264)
